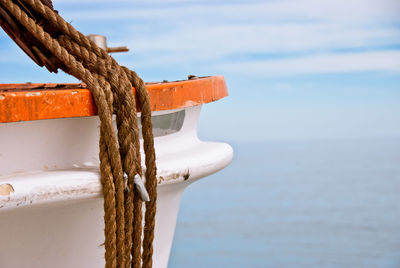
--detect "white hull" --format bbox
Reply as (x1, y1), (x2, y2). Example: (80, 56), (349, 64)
(0, 105), (233, 268)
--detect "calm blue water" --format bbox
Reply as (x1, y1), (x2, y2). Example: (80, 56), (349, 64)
(168, 138), (400, 268)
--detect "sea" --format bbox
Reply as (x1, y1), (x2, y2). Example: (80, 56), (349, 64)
(168, 138), (400, 268)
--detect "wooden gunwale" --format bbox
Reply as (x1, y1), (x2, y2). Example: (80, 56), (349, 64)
(0, 76), (228, 123)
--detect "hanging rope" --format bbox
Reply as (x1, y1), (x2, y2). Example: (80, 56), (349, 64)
(0, 0), (157, 267)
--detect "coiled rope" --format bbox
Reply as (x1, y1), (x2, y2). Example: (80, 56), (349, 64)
(0, 0), (157, 267)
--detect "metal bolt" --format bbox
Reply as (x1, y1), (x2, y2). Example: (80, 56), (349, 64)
(188, 75), (199, 80)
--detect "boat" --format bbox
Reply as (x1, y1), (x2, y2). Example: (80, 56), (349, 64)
(0, 76), (233, 267)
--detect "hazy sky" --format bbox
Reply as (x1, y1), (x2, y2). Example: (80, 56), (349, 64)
(0, 0), (399, 141)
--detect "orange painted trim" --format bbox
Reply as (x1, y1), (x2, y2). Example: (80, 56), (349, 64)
(0, 76), (228, 123)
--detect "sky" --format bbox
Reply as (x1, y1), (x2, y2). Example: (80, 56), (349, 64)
(0, 0), (399, 141)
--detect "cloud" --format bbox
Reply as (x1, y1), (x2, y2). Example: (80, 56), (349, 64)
(59, 0), (400, 24)
(52, 0), (400, 76)
(2, 0), (399, 77)
(215, 50), (400, 76)
(124, 23), (399, 61)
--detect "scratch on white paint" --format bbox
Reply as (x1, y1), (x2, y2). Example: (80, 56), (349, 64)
(184, 100), (199, 106)
(26, 92), (42, 97)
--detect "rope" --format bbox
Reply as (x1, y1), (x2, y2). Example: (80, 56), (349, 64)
(0, 1), (157, 267)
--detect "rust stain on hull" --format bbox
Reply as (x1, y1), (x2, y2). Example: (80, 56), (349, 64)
(157, 170), (190, 184)
(0, 183), (14, 196)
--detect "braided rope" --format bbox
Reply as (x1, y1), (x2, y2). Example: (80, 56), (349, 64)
(0, 0), (157, 267)
(122, 67), (157, 268)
